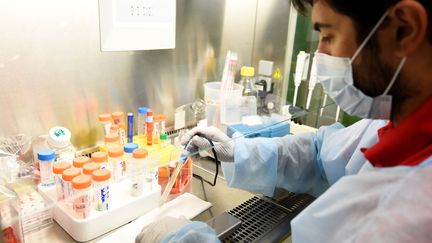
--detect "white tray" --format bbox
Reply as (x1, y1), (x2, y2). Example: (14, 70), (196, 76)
(38, 181), (160, 242)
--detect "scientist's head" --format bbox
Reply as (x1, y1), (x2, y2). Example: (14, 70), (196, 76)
(293, 0), (432, 123)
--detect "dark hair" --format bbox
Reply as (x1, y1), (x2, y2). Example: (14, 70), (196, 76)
(291, 0), (432, 44)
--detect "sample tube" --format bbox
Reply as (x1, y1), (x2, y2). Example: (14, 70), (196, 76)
(104, 133), (120, 151)
(53, 162), (71, 201)
(127, 113), (134, 143)
(62, 167), (81, 210)
(98, 114), (112, 136)
(72, 175), (92, 219)
(124, 143), (139, 176)
(38, 149), (56, 186)
(108, 147), (125, 182)
(159, 133), (169, 148)
(111, 111), (124, 125)
(137, 107), (148, 137)
(91, 152), (109, 170)
(82, 162), (100, 178)
(118, 123), (126, 145)
(146, 109), (153, 146)
(130, 148), (147, 197)
(92, 169), (111, 211)
(109, 124), (119, 135)
(73, 156), (90, 171)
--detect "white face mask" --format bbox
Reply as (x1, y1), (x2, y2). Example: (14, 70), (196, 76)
(315, 10), (407, 120)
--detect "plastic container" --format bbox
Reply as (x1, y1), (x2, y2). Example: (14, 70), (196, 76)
(137, 107), (147, 137)
(111, 112), (124, 125)
(118, 123), (126, 145)
(124, 143), (139, 176)
(145, 154), (160, 191)
(38, 149), (56, 186)
(73, 156), (90, 170)
(108, 147), (125, 182)
(104, 133), (120, 151)
(239, 66), (258, 98)
(160, 133), (169, 147)
(91, 152), (108, 170)
(72, 175), (92, 219)
(98, 114), (112, 136)
(204, 81), (243, 128)
(92, 169), (111, 211)
(53, 162), (72, 201)
(130, 148), (147, 197)
(62, 168), (81, 202)
(109, 124), (119, 135)
(146, 109), (153, 146)
(47, 126), (76, 164)
(0, 185), (24, 243)
(82, 162), (100, 178)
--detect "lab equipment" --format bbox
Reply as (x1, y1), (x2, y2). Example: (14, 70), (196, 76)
(180, 126), (234, 162)
(62, 167), (81, 207)
(146, 109), (153, 146)
(144, 154), (159, 191)
(73, 156), (90, 170)
(153, 114), (165, 144)
(53, 162), (71, 201)
(104, 133), (120, 151)
(82, 162), (100, 177)
(130, 148), (147, 197)
(109, 124), (119, 135)
(108, 147), (125, 182)
(205, 212), (241, 238)
(47, 126), (76, 164)
(160, 133), (169, 147)
(72, 175), (92, 219)
(127, 112), (134, 143)
(123, 143), (138, 175)
(227, 116), (290, 138)
(0, 185), (24, 243)
(258, 60), (274, 92)
(92, 169), (111, 211)
(137, 107), (147, 137)
(204, 82), (243, 128)
(111, 111), (123, 125)
(220, 50), (238, 91)
(118, 123), (126, 145)
(38, 149), (56, 186)
(239, 66), (257, 98)
(91, 152), (109, 170)
(292, 51), (310, 107)
(305, 54), (317, 110)
(98, 114), (112, 136)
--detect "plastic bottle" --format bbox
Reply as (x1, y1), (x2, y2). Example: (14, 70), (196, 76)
(137, 107), (147, 137)
(91, 152), (109, 170)
(92, 169), (111, 211)
(130, 148), (147, 197)
(72, 175), (92, 219)
(46, 126), (76, 164)
(104, 133), (120, 151)
(98, 114), (112, 136)
(159, 133), (169, 148)
(124, 143), (139, 176)
(108, 147), (125, 182)
(53, 162), (71, 201)
(73, 156), (90, 170)
(38, 149), (56, 186)
(239, 66), (258, 98)
(146, 109), (153, 146)
(62, 167), (81, 210)
(111, 111), (124, 125)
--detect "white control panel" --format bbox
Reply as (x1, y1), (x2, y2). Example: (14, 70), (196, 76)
(99, 0), (176, 51)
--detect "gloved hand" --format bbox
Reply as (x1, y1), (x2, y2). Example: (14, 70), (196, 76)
(135, 216), (191, 243)
(180, 126), (234, 162)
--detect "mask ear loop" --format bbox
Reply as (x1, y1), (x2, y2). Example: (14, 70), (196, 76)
(350, 9), (390, 63)
(383, 57), (407, 95)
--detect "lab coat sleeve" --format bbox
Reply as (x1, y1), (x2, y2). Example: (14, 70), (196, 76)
(161, 222), (220, 243)
(222, 122), (346, 197)
(291, 158), (432, 243)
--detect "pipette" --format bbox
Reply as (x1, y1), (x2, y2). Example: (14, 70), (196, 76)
(160, 140), (193, 205)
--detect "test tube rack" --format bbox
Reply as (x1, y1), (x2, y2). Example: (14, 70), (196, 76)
(38, 181), (161, 242)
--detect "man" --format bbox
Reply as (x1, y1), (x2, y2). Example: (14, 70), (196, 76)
(137, 0), (432, 242)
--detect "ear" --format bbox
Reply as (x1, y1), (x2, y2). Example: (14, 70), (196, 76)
(388, 1), (429, 57)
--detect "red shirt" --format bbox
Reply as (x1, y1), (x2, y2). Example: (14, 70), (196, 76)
(362, 97), (432, 167)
